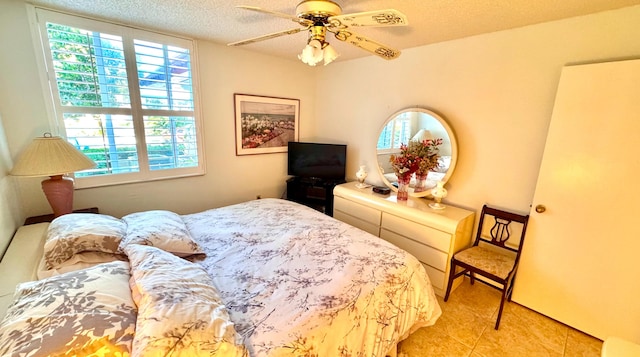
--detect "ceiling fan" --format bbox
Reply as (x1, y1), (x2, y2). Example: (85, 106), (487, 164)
(227, 0), (408, 66)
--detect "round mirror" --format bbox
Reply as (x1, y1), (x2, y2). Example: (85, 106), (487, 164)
(376, 107), (457, 197)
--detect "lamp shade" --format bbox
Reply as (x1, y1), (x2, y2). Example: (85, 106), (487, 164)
(411, 129), (433, 142)
(299, 39), (324, 66)
(323, 44), (339, 65)
(10, 134), (96, 177)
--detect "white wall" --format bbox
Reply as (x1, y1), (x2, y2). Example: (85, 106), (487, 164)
(0, 0), (317, 219)
(0, 114), (22, 256)
(315, 5), (640, 214)
(0, 0), (42, 250)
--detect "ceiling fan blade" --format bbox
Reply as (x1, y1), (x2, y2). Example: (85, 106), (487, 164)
(236, 5), (313, 27)
(228, 27), (308, 46)
(329, 9), (408, 28)
(334, 31), (401, 60)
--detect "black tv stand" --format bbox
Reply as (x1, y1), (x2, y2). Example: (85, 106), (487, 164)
(286, 177), (345, 216)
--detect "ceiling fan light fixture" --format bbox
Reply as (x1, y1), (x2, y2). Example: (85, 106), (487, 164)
(299, 40), (339, 66)
(299, 38), (324, 66)
(322, 43), (339, 65)
(308, 38), (323, 50)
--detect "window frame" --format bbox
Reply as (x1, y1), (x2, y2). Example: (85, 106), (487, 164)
(29, 6), (205, 188)
(376, 114), (412, 154)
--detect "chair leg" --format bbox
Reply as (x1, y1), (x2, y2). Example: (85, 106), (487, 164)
(506, 281), (514, 302)
(444, 261), (457, 302)
(494, 286), (509, 330)
(469, 271), (475, 285)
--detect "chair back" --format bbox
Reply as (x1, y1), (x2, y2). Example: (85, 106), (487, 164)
(473, 205), (530, 261)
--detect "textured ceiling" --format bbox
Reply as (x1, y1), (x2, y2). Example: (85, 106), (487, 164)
(28, 0), (640, 63)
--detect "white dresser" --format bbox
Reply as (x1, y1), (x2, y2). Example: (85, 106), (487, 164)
(333, 182), (475, 296)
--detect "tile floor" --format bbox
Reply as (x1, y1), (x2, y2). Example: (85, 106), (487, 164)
(398, 278), (603, 357)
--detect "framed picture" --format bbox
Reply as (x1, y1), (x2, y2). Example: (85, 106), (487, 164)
(234, 94), (300, 156)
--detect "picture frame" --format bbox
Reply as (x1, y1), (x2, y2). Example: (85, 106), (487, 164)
(234, 94), (300, 156)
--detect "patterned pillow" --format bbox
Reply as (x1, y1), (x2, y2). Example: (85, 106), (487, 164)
(125, 244), (247, 356)
(44, 213), (126, 270)
(0, 261), (136, 356)
(37, 251), (128, 280)
(119, 210), (204, 257)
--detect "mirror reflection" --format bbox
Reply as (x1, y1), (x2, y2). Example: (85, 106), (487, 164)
(376, 107), (457, 197)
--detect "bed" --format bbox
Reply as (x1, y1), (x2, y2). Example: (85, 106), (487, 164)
(0, 198), (441, 356)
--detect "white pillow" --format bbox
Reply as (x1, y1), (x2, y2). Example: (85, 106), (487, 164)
(119, 210), (204, 257)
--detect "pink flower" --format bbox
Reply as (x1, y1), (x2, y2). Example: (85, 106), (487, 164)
(389, 138), (443, 178)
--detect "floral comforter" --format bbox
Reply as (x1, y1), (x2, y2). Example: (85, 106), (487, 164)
(182, 198), (442, 356)
(0, 198), (440, 356)
(0, 248), (248, 357)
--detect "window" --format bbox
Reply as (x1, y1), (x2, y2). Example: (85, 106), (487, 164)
(377, 113), (412, 152)
(32, 7), (204, 187)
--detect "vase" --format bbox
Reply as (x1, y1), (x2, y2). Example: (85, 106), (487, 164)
(413, 172), (428, 193)
(355, 165), (368, 188)
(396, 174), (411, 201)
(429, 180), (448, 209)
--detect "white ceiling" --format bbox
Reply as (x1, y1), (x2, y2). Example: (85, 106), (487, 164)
(28, 0), (640, 63)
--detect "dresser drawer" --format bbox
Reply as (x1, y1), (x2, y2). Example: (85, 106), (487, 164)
(333, 182), (475, 298)
(422, 263), (445, 291)
(380, 228), (448, 271)
(334, 196), (382, 226)
(381, 213), (452, 252)
(333, 210), (380, 236)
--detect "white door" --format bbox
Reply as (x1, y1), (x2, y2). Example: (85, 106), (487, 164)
(513, 59), (640, 343)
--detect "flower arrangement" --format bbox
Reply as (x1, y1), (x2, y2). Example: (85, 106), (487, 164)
(389, 138), (443, 181)
(389, 143), (417, 182)
(413, 138), (443, 175)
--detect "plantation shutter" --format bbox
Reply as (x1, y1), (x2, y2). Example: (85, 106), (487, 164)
(35, 7), (204, 187)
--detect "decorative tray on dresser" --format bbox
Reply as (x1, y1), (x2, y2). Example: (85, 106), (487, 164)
(333, 182), (475, 296)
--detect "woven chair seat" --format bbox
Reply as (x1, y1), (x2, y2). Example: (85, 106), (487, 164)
(454, 246), (516, 281)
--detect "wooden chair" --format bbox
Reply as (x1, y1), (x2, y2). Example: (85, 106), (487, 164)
(444, 204), (530, 329)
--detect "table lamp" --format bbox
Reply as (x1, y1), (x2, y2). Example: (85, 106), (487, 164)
(10, 133), (96, 217)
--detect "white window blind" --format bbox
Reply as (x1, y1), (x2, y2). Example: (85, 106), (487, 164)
(32, 7), (204, 187)
(377, 113), (411, 152)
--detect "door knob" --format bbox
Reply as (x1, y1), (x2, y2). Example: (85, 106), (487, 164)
(535, 204), (546, 213)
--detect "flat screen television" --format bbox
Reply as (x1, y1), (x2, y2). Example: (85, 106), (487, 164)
(288, 142), (347, 180)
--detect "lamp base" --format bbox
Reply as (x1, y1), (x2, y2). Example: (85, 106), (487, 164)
(41, 175), (75, 218)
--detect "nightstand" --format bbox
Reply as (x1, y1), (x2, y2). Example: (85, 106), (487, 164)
(24, 207), (100, 225)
